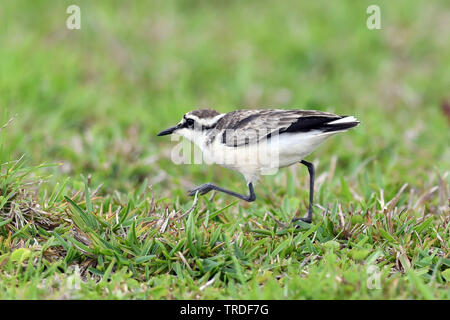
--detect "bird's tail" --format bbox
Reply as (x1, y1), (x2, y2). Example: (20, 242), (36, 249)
(323, 116), (360, 132)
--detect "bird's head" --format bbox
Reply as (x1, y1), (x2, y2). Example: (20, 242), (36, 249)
(157, 108), (224, 142)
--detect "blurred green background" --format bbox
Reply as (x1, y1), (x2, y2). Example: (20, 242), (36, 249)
(1, 0), (449, 195)
(0, 0), (449, 300)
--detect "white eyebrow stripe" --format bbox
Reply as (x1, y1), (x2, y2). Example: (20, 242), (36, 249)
(188, 114), (225, 126)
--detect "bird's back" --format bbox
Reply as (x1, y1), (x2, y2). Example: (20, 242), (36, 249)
(213, 109), (359, 147)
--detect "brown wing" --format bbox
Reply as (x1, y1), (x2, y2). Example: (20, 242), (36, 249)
(215, 109), (341, 147)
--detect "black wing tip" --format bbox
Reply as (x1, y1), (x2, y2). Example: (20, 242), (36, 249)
(323, 121), (360, 132)
(282, 115), (360, 134)
(322, 116), (360, 132)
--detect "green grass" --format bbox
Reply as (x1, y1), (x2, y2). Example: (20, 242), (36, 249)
(0, 0), (449, 299)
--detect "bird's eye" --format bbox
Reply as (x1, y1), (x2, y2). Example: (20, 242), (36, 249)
(186, 118), (195, 127)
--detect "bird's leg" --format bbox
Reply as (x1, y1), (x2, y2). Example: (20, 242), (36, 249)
(292, 160), (315, 224)
(188, 182), (256, 202)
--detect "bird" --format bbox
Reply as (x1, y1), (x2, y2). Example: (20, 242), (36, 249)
(157, 108), (360, 223)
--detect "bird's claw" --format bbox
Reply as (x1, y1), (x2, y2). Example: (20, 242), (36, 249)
(187, 184), (213, 197)
(291, 216), (312, 224)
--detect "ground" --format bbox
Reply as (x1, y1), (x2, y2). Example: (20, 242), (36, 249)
(0, 0), (449, 299)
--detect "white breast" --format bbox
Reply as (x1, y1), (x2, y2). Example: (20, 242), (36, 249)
(200, 130), (338, 183)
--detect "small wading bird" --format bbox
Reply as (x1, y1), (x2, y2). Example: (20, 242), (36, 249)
(158, 109), (359, 223)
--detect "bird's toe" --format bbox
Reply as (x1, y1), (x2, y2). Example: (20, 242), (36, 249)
(188, 184), (212, 196)
(187, 188), (199, 196)
(291, 217), (312, 224)
(197, 186), (212, 195)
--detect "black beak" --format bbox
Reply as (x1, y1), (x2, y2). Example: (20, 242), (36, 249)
(157, 125), (179, 136)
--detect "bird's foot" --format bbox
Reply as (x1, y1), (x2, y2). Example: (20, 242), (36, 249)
(187, 183), (214, 197)
(291, 216), (312, 224)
